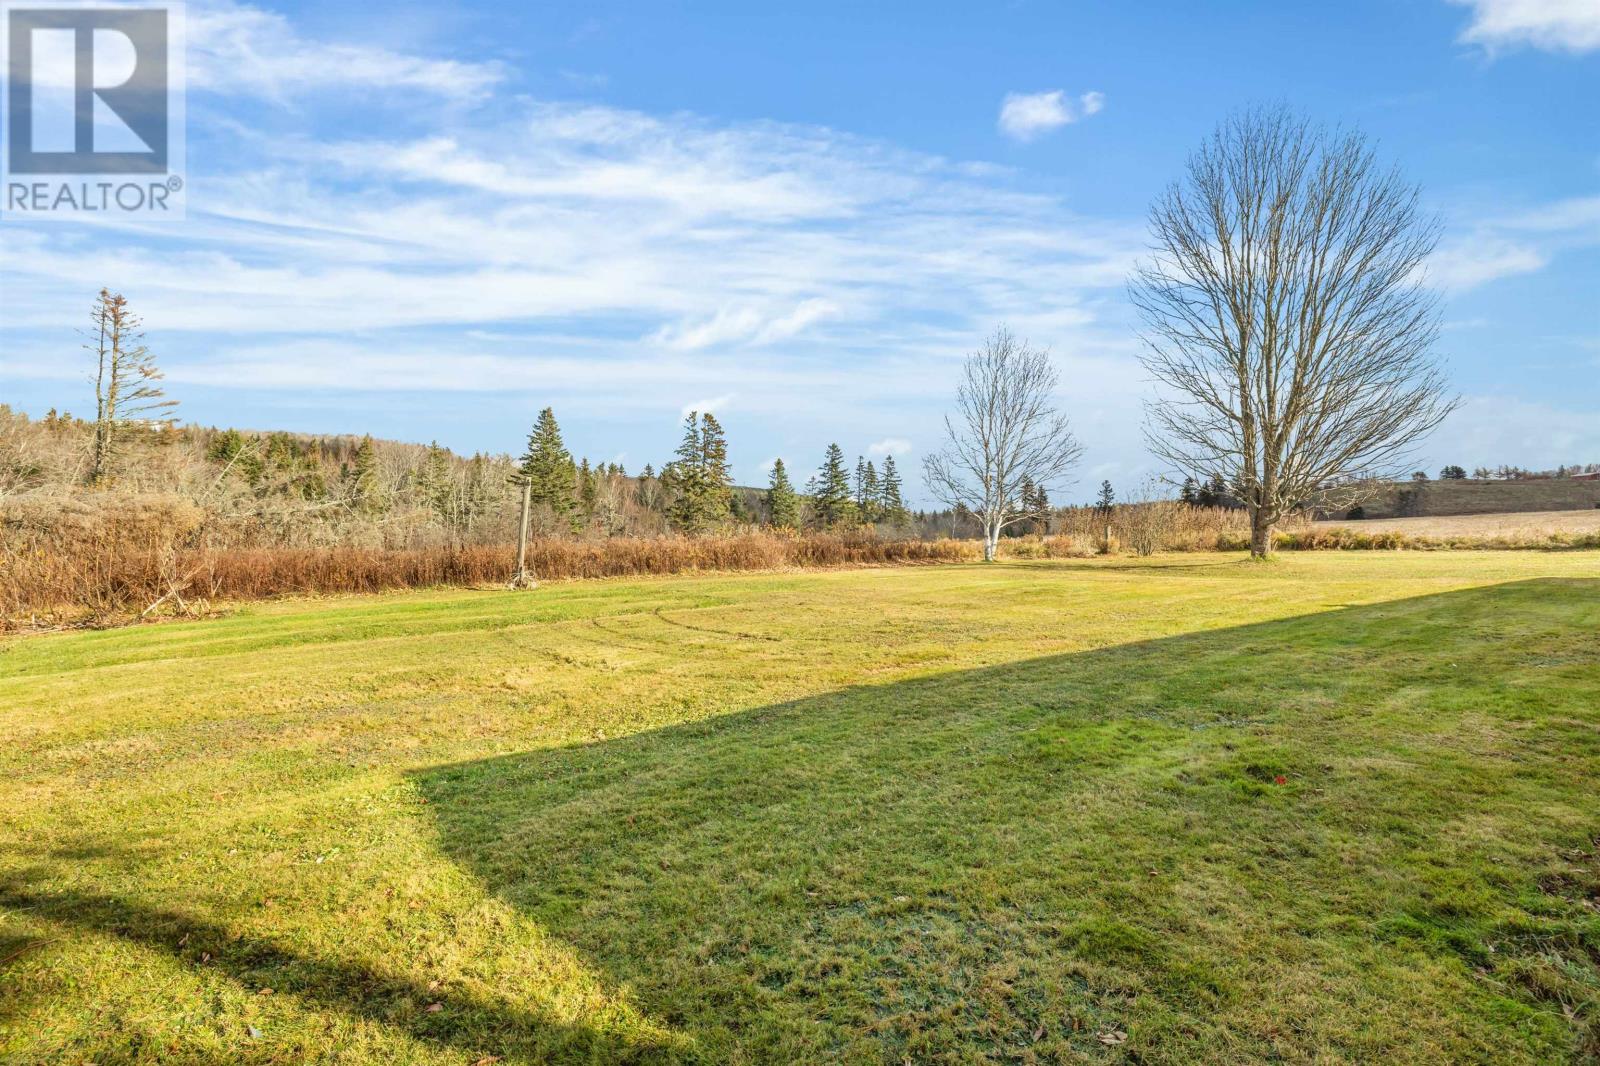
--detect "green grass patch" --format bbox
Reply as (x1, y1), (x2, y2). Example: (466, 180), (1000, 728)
(3, 552), (1599, 1062)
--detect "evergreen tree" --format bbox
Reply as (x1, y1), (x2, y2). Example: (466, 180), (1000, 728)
(417, 441), (452, 519)
(520, 407), (578, 529)
(1095, 480), (1116, 515)
(879, 454), (907, 524)
(1032, 484), (1051, 534)
(1017, 476), (1036, 536)
(578, 457), (598, 519)
(767, 458), (800, 528)
(351, 434), (382, 512)
(813, 444), (854, 528)
(208, 428), (265, 487)
(699, 413), (733, 522)
(1195, 473), (1230, 508)
(1180, 477), (1199, 505)
(664, 412), (733, 532)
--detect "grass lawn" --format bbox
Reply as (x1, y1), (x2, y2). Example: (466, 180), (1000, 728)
(3, 552), (1599, 1064)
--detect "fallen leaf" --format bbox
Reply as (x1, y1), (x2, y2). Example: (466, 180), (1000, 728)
(1098, 1030), (1127, 1045)
(257, 988), (273, 996)
(426, 1002), (444, 1013)
(1032, 1025), (1044, 1041)
(247, 1026), (262, 1039)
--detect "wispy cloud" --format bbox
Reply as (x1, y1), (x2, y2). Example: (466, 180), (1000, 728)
(189, 0), (505, 100)
(998, 90), (1105, 142)
(1428, 238), (1547, 290)
(1449, 0), (1600, 54)
(650, 299), (841, 351)
(1427, 193), (1600, 291)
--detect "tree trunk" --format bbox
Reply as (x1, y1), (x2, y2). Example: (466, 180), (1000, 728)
(983, 522), (1000, 562)
(1249, 509), (1274, 559)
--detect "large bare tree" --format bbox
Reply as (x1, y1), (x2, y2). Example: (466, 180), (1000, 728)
(1131, 108), (1456, 557)
(87, 289), (177, 483)
(923, 328), (1082, 561)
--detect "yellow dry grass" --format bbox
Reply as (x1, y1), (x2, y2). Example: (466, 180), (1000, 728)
(1315, 509), (1600, 537)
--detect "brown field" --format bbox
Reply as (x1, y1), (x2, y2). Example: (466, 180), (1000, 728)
(1315, 509), (1600, 537)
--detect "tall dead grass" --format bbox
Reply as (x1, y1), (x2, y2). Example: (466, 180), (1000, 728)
(7, 493), (1595, 629)
(0, 498), (976, 627)
(1042, 503), (1293, 553)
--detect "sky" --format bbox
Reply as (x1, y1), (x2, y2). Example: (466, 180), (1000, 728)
(1, 0), (1596, 503)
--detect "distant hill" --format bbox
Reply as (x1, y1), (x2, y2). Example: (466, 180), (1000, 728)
(1323, 478), (1600, 520)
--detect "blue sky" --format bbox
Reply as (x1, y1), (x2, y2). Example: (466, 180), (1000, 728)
(2, 0), (1596, 501)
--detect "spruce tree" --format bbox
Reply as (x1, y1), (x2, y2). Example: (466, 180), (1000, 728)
(813, 444), (854, 528)
(1095, 480), (1116, 515)
(698, 413), (733, 524)
(664, 413), (704, 531)
(418, 441), (453, 519)
(578, 457), (598, 520)
(767, 458), (800, 528)
(879, 455), (908, 525)
(1017, 476), (1036, 536)
(520, 407), (578, 529)
(351, 435), (382, 513)
(664, 412), (733, 532)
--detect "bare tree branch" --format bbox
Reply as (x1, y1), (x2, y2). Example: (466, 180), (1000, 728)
(1131, 107), (1458, 556)
(923, 327), (1084, 561)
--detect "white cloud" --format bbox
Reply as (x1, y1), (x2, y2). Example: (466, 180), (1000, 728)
(1426, 192), (1600, 291)
(998, 90), (1105, 142)
(650, 299), (840, 351)
(1450, 0), (1600, 54)
(1427, 239), (1547, 290)
(681, 395), (734, 418)
(0, 84), (1144, 340)
(867, 438), (913, 457)
(189, 1), (504, 100)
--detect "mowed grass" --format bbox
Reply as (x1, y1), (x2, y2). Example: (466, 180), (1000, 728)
(3, 553), (1599, 1064)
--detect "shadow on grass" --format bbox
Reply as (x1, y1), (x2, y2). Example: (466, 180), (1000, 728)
(408, 578), (1600, 1061)
(0, 874), (674, 1062)
(5, 580), (1597, 1062)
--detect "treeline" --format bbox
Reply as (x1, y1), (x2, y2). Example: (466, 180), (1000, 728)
(1431, 464), (1600, 481)
(1, 403), (933, 548)
(512, 408), (915, 537)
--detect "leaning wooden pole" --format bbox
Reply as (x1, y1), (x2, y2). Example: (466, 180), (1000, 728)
(510, 479), (537, 589)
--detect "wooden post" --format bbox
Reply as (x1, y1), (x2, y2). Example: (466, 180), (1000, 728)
(510, 479), (537, 589)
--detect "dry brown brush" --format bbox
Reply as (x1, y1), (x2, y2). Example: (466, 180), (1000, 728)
(0, 503), (976, 628)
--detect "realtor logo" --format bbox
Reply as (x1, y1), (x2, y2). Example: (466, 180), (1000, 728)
(2, 1), (185, 219)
